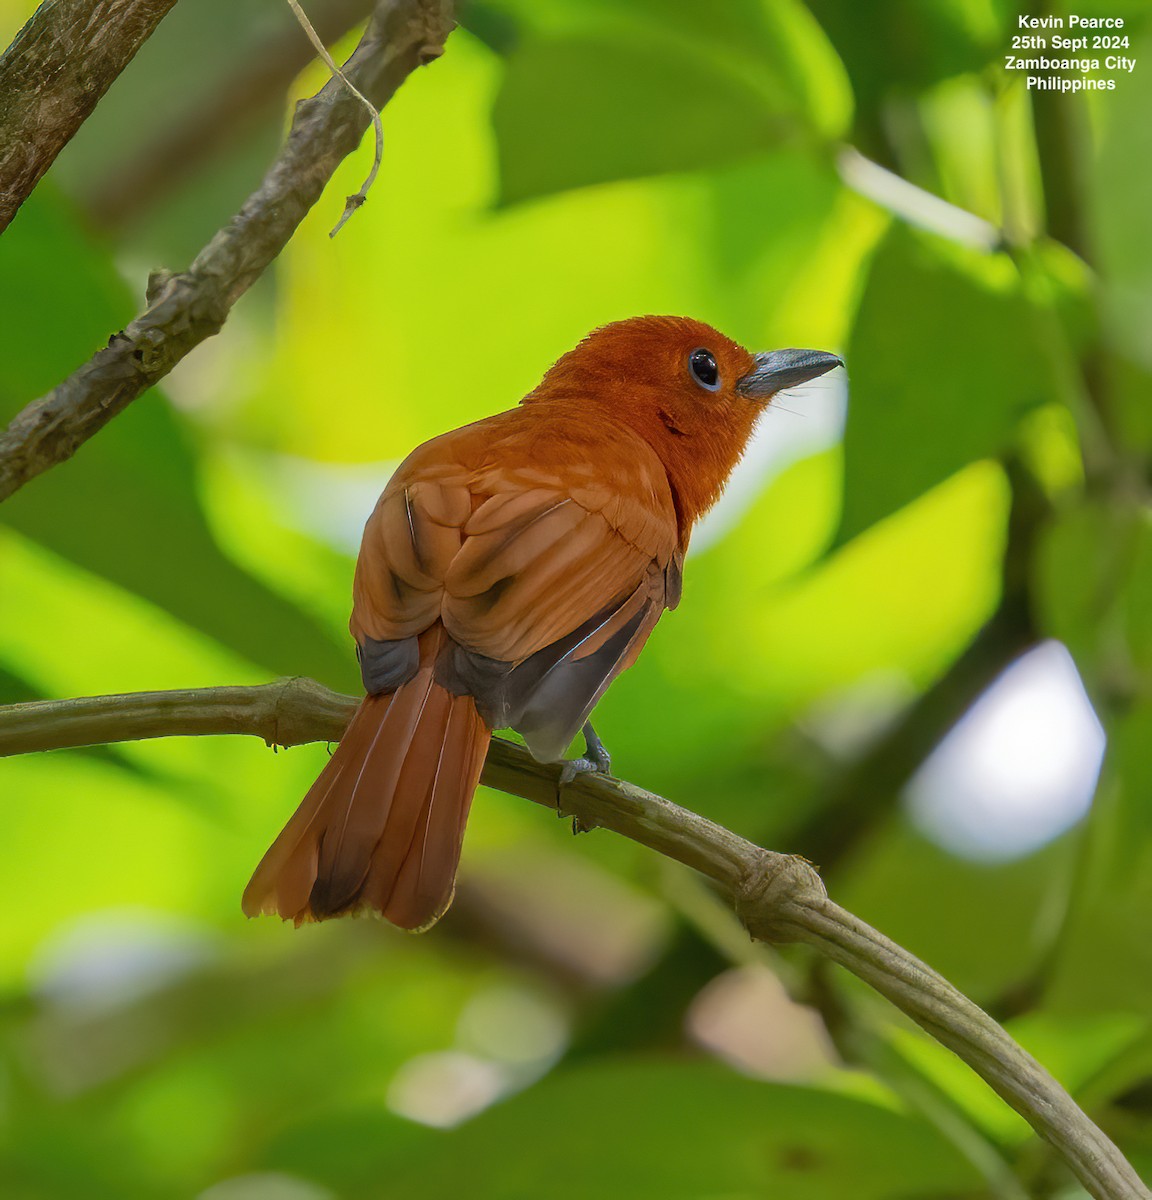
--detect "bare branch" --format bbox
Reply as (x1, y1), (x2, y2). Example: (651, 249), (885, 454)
(1, 680), (1147, 1200)
(0, 0), (456, 505)
(86, 0), (377, 230)
(0, 0), (179, 233)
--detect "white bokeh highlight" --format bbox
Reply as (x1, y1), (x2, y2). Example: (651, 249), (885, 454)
(28, 908), (218, 1013)
(386, 1051), (510, 1128)
(260, 454), (398, 554)
(907, 641), (1106, 862)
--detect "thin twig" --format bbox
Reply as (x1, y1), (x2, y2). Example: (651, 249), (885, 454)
(86, 0), (377, 230)
(283, 0), (385, 235)
(0, 681), (1146, 1200)
(0, 0), (456, 505)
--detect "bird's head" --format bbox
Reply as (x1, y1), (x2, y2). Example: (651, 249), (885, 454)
(525, 315), (842, 533)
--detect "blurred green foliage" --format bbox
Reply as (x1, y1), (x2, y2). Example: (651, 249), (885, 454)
(1, 0), (1150, 1196)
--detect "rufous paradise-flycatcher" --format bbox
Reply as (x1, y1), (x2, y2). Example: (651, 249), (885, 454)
(243, 316), (842, 930)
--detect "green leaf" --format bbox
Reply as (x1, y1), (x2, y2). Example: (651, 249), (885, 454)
(839, 820), (1074, 1004)
(386, 1059), (982, 1199)
(1088, 26), (1152, 457)
(0, 753), (226, 977)
(493, 35), (792, 206)
(1046, 804), (1152, 1015)
(491, 0), (850, 206)
(1034, 503), (1152, 1004)
(1122, 511), (1152, 684)
(1008, 1011), (1147, 1099)
(805, 0), (997, 110)
(836, 225), (1055, 545)
(0, 190), (354, 689)
(1035, 499), (1152, 690)
(1092, 28), (1152, 372)
(1104, 701), (1152, 871)
(1034, 501), (1122, 680)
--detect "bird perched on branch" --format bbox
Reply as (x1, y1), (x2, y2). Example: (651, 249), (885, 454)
(243, 316), (842, 931)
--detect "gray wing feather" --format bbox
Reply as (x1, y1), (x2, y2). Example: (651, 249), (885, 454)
(436, 584), (658, 762)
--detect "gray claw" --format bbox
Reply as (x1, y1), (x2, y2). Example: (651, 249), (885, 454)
(554, 723), (613, 832)
(581, 721), (612, 775)
(559, 756), (599, 787)
(558, 722), (612, 785)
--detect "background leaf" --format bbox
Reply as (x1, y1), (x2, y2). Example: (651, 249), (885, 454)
(0, 190), (354, 689)
(490, 0), (850, 205)
(836, 224), (1063, 545)
(383, 1059), (982, 1200)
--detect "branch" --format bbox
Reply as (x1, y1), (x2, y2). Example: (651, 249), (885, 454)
(0, 682), (1146, 1200)
(0, 0), (456, 505)
(86, 0), (377, 231)
(0, 0), (179, 234)
(565, 455), (1051, 1061)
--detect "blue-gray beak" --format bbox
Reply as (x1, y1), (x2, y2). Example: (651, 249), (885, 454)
(737, 348), (843, 399)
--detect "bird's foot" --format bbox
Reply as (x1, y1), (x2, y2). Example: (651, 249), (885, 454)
(558, 756), (603, 787)
(556, 723), (611, 833)
(558, 721), (612, 786)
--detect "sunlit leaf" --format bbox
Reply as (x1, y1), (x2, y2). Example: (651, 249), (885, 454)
(0, 754), (226, 978)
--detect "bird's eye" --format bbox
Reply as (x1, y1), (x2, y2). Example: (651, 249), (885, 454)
(689, 348), (720, 391)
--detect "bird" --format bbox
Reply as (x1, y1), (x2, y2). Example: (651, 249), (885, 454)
(243, 316), (842, 931)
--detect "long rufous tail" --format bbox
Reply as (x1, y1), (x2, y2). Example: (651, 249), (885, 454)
(242, 634), (491, 931)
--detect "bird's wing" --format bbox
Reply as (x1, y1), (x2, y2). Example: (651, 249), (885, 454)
(350, 417), (682, 760)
